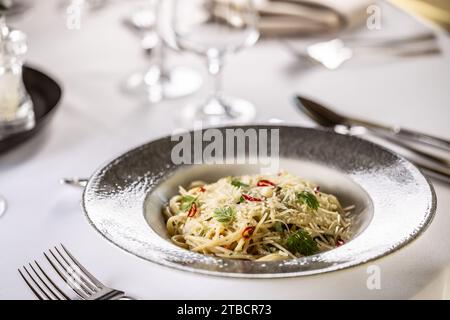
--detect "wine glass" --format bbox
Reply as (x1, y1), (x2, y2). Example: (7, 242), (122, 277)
(172, 0), (259, 125)
(122, 0), (202, 103)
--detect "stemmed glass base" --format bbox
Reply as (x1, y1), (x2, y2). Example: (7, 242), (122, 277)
(123, 66), (202, 103)
(180, 95), (256, 126)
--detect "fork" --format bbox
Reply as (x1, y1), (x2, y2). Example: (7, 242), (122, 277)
(18, 244), (134, 300)
(284, 32), (440, 69)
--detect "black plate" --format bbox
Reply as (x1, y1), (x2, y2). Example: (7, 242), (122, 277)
(0, 66), (62, 154)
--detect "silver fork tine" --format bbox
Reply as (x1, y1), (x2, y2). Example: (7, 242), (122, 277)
(33, 261), (70, 300)
(44, 251), (90, 300)
(19, 244), (134, 301)
(54, 246), (99, 291)
(60, 244), (104, 289)
(27, 263), (64, 300)
(49, 247), (96, 294)
(18, 266), (49, 300)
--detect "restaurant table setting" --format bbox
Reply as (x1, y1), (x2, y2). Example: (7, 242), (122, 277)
(0, 0), (450, 300)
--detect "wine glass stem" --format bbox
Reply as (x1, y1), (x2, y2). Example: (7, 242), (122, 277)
(207, 55), (224, 101)
(158, 41), (169, 80)
(202, 55), (235, 118)
(0, 14), (7, 36)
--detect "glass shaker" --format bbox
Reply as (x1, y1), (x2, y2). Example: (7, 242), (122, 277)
(0, 15), (34, 138)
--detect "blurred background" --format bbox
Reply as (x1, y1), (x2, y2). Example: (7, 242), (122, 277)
(390, 0), (450, 32)
(0, 0), (450, 299)
(1, 0), (449, 215)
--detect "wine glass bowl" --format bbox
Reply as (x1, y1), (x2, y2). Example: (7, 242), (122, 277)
(174, 0), (259, 57)
(172, 0), (259, 125)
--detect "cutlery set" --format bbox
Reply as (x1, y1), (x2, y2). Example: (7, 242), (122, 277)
(294, 96), (450, 183)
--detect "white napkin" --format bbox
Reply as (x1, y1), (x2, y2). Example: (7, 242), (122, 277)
(254, 0), (375, 37)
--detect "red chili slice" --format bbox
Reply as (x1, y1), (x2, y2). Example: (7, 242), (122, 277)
(256, 180), (276, 187)
(187, 203), (197, 217)
(242, 226), (255, 239)
(242, 194), (262, 202)
(336, 239), (345, 247)
(199, 186), (206, 192)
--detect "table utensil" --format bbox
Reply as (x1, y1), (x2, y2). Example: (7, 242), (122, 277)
(285, 32), (440, 69)
(294, 96), (450, 183)
(0, 66), (62, 154)
(61, 177), (88, 188)
(295, 96), (450, 152)
(82, 125), (436, 278)
(231, 0), (371, 37)
(171, 0), (259, 125)
(18, 244), (134, 300)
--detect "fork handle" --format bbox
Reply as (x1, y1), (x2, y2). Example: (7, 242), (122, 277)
(394, 127), (450, 152)
(349, 32), (436, 49)
(363, 131), (450, 184)
(351, 118), (450, 152)
(418, 162), (450, 184)
(367, 129), (450, 168)
(116, 296), (137, 300)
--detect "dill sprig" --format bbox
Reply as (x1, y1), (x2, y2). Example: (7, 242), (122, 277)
(296, 191), (319, 211)
(285, 229), (319, 256)
(274, 222), (284, 233)
(231, 179), (249, 188)
(213, 206), (236, 224)
(180, 195), (197, 211)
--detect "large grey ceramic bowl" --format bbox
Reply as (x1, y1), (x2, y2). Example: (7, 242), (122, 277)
(82, 126), (436, 278)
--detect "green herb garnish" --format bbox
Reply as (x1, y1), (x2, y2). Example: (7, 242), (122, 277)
(237, 196), (245, 204)
(274, 222), (284, 233)
(180, 195), (197, 211)
(213, 206), (236, 224)
(231, 179), (249, 188)
(296, 191), (319, 211)
(285, 229), (319, 256)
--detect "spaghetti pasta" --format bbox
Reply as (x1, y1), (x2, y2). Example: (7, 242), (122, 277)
(163, 171), (353, 261)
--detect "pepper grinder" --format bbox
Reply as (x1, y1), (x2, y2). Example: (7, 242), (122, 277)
(0, 13), (34, 138)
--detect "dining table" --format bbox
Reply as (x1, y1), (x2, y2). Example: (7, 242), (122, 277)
(0, 0), (449, 300)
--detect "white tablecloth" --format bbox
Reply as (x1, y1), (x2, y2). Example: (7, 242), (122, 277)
(1, 0), (449, 299)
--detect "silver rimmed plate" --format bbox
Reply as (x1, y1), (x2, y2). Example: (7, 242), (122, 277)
(82, 126), (436, 278)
